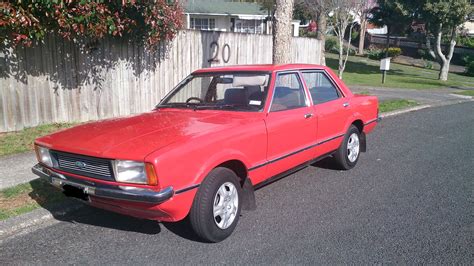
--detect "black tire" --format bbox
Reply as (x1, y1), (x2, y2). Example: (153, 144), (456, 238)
(189, 167), (242, 243)
(334, 125), (361, 170)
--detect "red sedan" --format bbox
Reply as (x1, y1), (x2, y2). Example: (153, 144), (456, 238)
(32, 64), (380, 242)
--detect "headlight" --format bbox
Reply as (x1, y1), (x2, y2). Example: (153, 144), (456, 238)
(114, 160), (148, 184)
(35, 145), (53, 167)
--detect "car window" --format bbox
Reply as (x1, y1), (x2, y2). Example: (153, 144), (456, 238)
(302, 72), (340, 104)
(270, 73), (307, 112)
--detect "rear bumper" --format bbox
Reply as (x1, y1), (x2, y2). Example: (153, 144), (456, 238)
(32, 164), (174, 204)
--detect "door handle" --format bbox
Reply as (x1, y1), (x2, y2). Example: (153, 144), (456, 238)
(304, 113), (313, 119)
(343, 102), (350, 107)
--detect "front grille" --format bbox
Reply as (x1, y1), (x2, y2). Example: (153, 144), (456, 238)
(51, 151), (115, 181)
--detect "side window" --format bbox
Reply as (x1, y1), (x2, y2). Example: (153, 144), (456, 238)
(302, 72), (340, 104)
(270, 73), (307, 112)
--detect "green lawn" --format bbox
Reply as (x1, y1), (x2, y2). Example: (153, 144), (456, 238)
(326, 53), (474, 90)
(0, 123), (76, 156)
(379, 99), (419, 113)
(0, 179), (67, 220)
(453, 90), (474, 96)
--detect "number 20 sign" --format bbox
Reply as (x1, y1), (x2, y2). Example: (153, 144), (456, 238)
(208, 41), (231, 63)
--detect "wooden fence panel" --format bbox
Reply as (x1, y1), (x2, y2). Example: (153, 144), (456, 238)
(0, 30), (321, 132)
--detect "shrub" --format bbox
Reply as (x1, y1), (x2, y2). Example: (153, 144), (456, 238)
(466, 61), (474, 77)
(0, 1), (184, 48)
(458, 36), (474, 48)
(367, 47), (401, 60)
(387, 47), (402, 58)
(325, 36), (338, 52)
(351, 31), (359, 43)
(423, 59), (434, 69)
(417, 48), (428, 59)
(329, 46), (356, 56)
(367, 48), (384, 60)
(462, 55), (474, 66)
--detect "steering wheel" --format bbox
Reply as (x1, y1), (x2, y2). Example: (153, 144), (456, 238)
(185, 97), (204, 104)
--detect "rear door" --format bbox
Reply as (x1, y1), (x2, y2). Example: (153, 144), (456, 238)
(301, 71), (350, 156)
(263, 71), (317, 179)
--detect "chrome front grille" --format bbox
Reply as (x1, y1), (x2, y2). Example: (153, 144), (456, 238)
(51, 151), (115, 181)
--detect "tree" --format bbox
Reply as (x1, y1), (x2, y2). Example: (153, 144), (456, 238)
(296, 0), (334, 65)
(329, 0), (359, 79)
(417, 0), (471, 81)
(369, 0), (411, 57)
(273, 0), (295, 64)
(353, 0), (376, 55)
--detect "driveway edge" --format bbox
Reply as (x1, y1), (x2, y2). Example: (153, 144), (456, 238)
(0, 201), (83, 242)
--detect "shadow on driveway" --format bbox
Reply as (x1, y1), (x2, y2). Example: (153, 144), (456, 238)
(27, 156), (342, 241)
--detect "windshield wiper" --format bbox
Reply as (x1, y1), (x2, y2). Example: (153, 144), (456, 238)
(193, 104), (249, 110)
(155, 103), (197, 109)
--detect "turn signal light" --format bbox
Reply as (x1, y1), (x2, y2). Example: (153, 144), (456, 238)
(145, 163), (159, 186)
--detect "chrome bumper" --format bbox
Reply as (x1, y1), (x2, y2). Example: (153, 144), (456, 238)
(32, 164), (174, 204)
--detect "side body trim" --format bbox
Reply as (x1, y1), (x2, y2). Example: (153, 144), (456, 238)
(175, 184), (200, 194)
(248, 133), (344, 171)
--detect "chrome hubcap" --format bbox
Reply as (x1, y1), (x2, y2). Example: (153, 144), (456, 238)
(213, 182), (239, 229)
(347, 133), (360, 163)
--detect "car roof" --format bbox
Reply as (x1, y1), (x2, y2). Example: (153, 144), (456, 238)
(192, 64), (328, 74)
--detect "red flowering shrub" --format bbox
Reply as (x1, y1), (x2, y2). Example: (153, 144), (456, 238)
(0, 0), (183, 48)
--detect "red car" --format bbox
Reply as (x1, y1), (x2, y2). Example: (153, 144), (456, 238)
(32, 64), (380, 242)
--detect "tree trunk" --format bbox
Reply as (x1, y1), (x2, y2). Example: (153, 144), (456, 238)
(338, 34), (344, 78)
(273, 0), (294, 64)
(358, 17), (366, 55)
(434, 24), (456, 81)
(439, 62), (449, 81)
(340, 24), (354, 79)
(316, 11), (327, 66)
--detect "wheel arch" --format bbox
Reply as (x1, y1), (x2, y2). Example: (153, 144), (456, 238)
(350, 119), (366, 152)
(216, 160), (256, 211)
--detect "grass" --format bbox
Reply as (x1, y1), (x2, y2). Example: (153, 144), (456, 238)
(453, 90), (474, 97)
(379, 99), (418, 113)
(356, 90), (371, 95)
(0, 179), (67, 220)
(0, 122), (77, 156)
(326, 53), (474, 90)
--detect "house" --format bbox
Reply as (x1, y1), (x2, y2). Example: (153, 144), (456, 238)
(183, 0), (269, 34)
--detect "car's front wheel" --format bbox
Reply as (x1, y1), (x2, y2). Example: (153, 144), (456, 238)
(334, 125), (361, 170)
(189, 167), (242, 242)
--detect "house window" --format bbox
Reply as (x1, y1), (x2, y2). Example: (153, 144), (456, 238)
(190, 18), (216, 30)
(234, 19), (263, 34)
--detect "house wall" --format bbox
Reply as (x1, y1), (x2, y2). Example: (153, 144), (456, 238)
(463, 21), (474, 35)
(188, 14), (231, 31)
(0, 30), (322, 132)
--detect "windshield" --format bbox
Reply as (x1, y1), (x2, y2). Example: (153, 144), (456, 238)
(159, 72), (271, 111)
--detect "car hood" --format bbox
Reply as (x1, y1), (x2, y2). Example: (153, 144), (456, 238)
(36, 109), (253, 160)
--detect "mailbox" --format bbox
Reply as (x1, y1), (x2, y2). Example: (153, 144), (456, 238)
(380, 57), (391, 71)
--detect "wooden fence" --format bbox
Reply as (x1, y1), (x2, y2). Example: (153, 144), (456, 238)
(0, 30), (321, 132)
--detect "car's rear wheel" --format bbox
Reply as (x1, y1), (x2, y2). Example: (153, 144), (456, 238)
(334, 125), (361, 170)
(189, 167), (242, 242)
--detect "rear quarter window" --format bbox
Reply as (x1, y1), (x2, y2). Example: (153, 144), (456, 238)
(302, 72), (340, 104)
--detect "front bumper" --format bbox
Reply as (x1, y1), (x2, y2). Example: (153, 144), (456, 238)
(32, 164), (174, 204)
